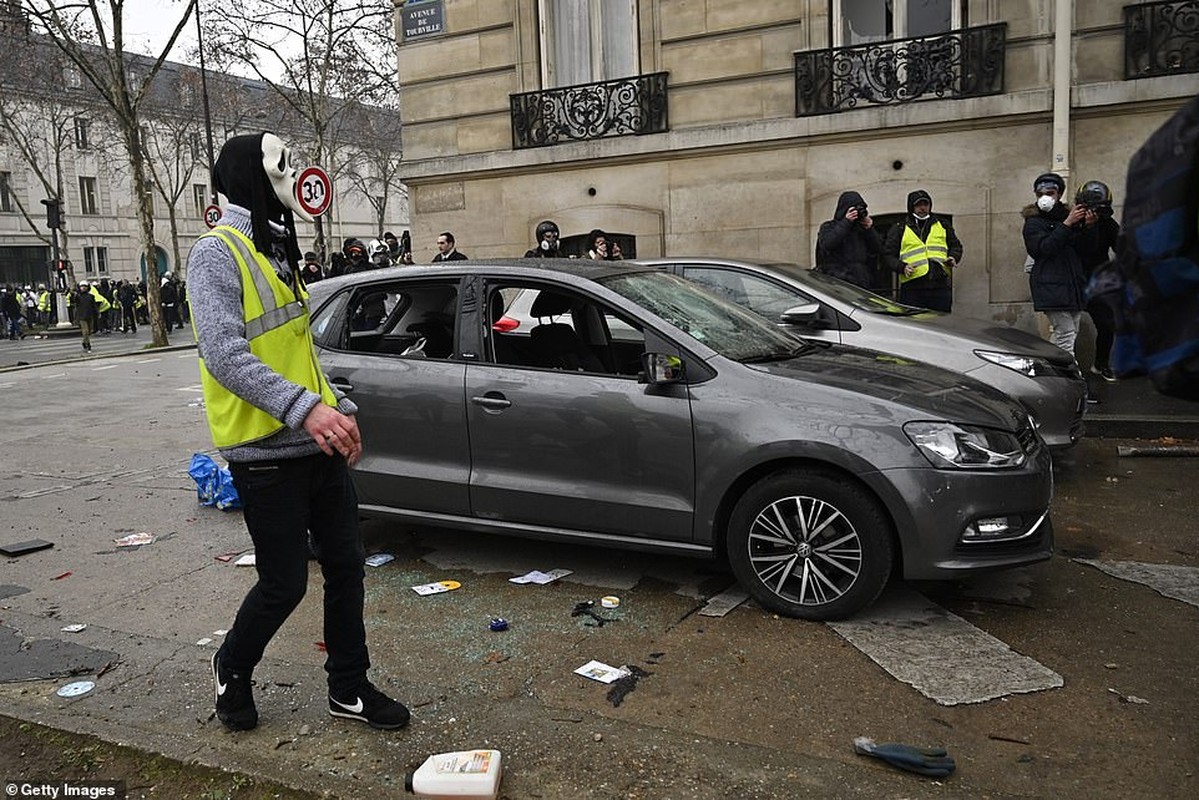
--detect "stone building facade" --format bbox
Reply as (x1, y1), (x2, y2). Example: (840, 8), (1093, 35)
(394, 0), (1198, 329)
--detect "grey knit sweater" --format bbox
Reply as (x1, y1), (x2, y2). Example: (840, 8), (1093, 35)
(187, 204), (356, 463)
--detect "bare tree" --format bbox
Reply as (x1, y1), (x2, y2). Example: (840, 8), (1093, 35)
(339, 103), (406, 237)
(25, 0), (198, 348)
(206, 0), (395, 255)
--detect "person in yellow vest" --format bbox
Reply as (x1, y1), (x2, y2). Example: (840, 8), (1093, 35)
(36, 284), (51, 327)
(188, 132), (409, 734)
(884, 189), (963, 313)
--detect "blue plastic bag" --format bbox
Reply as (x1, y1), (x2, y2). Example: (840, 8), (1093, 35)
(188, 453), (242, 510)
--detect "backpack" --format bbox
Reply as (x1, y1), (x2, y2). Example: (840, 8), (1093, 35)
(1091, 95), (1199, 400)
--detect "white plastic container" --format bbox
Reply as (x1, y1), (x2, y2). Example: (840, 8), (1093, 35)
(405, 749), (503, 799)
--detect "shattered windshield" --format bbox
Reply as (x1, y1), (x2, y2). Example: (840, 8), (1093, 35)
(600, 271), (804, 362)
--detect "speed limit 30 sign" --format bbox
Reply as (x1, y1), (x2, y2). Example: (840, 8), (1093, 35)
(296, 166), (333, 217)
(204, 204), (222, 229)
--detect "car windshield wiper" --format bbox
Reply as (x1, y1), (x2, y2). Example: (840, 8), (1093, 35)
(741, 343), (813, 364)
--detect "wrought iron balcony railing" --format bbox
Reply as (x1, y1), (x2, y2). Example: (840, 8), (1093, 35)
(510, 71), (669, 150)
(795, 23), (1007, 116)
(1125, 0), (1199, 78)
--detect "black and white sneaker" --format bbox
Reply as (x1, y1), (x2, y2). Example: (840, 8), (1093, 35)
(211, 649), (258, 731)
(329, 682), (410, 730)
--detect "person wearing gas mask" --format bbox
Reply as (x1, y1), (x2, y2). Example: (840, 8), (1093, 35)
(884, 189), (963, 312)
(1072, 180), (1121, 382)
(525, 219), (564, 258)
(341, 238), (371, 274)
(1023, 172), (1092, 359)
(367, 239), (393, 269)
(815, 191), (883, 291)
(300, 251), (324, 284)
(188, 133), (409, 734)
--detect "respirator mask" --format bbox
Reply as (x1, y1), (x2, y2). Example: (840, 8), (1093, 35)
(1036, 195), (1056, 213)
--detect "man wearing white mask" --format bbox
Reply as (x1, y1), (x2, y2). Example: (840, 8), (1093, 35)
(188, 133), (409, 734)
(1022, 172), (1092, 358)
(884, 189), (963, 312)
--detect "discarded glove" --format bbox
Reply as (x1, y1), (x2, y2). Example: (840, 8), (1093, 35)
(853, 736), (956, 778)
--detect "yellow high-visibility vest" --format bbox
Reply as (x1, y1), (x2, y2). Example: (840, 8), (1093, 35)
(898, 221), (951, 284)
(37, 291), (51, 312)
(89, 285), (111, 312)
(194, 225), (338, 449)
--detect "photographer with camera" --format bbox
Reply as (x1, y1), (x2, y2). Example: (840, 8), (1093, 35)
(1023, 172), (1092, 359)
(1072, 180), (1120, 382)
(815, 191), (883, 291)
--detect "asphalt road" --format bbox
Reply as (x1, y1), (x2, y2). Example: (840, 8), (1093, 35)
(0, 347), (1195, 799)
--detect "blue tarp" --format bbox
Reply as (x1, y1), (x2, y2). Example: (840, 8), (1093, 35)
(188, 453), (241, 510)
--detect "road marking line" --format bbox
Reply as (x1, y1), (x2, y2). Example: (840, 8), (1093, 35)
(136, 358), (161, 363)
(1075, 559), (1199, 608)
(92, 364), (119, 371)
(41, 372), (66, 379)
(177, 353), (195, 358)
(828, 584), (1062, 705)
(176, 384), (204, 391)
(0, 383), (13, 388)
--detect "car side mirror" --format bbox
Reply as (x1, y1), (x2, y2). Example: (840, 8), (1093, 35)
(639, 352), (686, 385)
(779, 302), (822, 326)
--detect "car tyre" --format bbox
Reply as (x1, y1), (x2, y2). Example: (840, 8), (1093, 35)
(727, 469), (893, 621)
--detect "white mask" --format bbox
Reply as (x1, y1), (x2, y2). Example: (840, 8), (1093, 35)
(261, 133), (313, 222)
(1036, 195), (1056, 213)
(913, 213), (930, 221)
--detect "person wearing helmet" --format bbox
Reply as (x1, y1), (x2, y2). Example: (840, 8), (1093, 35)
(525, 220), (562, 257)
(1023, 172), (1093, 359)
(1073, 180), (1120, 382)
(367, 238), (392, 269)
(342, 238), (370, 274)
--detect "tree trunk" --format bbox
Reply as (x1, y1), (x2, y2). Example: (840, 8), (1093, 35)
(168, 209), (182, 280)
(125, 128), (168, 347)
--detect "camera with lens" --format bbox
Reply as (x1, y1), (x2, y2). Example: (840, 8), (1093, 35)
(1074, 181), (1113, 217)
(853, 204), (868, 217)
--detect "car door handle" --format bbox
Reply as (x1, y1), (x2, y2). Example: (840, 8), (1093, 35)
(470, 393), (511, 410)
(330, 378), (354, 393)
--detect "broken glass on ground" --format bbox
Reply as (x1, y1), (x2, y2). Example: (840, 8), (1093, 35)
(509, 568), (572, 585)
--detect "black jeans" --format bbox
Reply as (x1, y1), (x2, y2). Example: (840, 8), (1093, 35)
(224, 453), (369, 694)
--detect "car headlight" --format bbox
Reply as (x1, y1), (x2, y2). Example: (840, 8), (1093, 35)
(904, 421), (1028, 469)
(974, 350), (1055, 378)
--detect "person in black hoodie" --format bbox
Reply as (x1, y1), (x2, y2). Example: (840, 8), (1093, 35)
(884, 189), (963, 312)
(1022, 172), (1092, 358)
(815, 191), (882, 291)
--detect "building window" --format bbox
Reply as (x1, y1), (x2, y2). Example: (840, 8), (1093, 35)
(63, 66), (82, 89)
(190, 132), (204, 161)
(83, 246), (108, 276)
(833, 0), (961, 46)
(539, 0), (638, 88)
(0, 171), (12, 213)
(78, 176), (98, 215)
(193, 183), (208, 217)
(74, 117), (90, 149)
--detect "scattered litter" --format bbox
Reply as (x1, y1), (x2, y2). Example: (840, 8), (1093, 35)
(600, 595), (621, 609)
(699, 586), (750, 617)
(411, 580), (461, 596)
(0, 539), (54, 557)
(365, 553), (395, 567)
(52, 572), (72, 581)
(1108, 688), (1150, 704)
(233, 553), (256, 567)
(484, 651), (509, 664)
(56, 680), (95, 698)
(114, 532), (156, 547)
(406, 749), (503, 800)
(315, 641), (327, 652)
(489, 618), (509, 632)
(854, 736), (955, 778)
(196, 637), (214, 646)
(60, 624), (87, 633)
(574, 660), (630, 684)
(188, 452), (242, 510)
(213, 629), (228, 636)
(571, 599), (617, 627)
(214, 551), (245, 563)
(606, 664), (651, 707)
(987, 733), (1031, 745)
(509, 568), (572, 585)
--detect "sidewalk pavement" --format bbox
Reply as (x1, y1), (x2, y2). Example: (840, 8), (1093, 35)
(1082, 371), (1199, 440)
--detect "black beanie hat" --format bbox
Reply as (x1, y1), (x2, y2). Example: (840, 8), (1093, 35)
(212, 133), (302, 270)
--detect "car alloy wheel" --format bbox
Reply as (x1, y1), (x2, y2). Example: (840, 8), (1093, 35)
(727, 470), (893, 620)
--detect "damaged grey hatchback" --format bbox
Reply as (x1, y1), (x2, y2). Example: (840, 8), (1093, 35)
(308, 260), (1053, 620)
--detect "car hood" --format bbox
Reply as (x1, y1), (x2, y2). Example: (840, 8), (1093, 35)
(863, 310), (1071, 363)
(749, 344), (1028, 430)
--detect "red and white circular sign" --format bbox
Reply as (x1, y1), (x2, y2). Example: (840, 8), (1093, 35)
(203, 204), (222, 229)
(296, 166), (333, 217)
